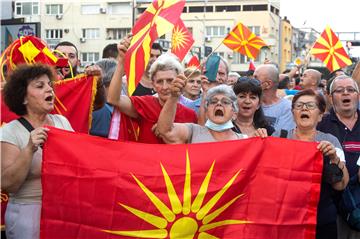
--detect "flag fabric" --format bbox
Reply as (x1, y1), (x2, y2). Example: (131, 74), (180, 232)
(41, 128), (322, 239)
(223, 22), (267, 59)
(248, 60), (256, 71)
(0, 36), (68, 81)
(310, 26), (352, 72)
(187, 55), (200, 68)
(125, 0), (185, 95)
(1, 74), (97, 133)
(204, 55), (221, 82)
(171, 19), (194, 61)
(108, 108), (139, 141)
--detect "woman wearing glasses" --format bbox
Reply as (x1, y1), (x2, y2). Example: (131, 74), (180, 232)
(156, 77), (247, 143)
(273, 89), (349, 239)
(232, 77), (274, 137)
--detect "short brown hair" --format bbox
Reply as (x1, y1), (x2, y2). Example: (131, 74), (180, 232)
(292, 89), (326, 113)
(4, 64), (56, 115)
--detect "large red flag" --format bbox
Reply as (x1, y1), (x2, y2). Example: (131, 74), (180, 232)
(171, 19), (194, 61)
(187, 55), (200, 69)
(1, 74), (96, 133)
(310, 26), (352, 72)
(125, 0), (185, 95)
(41, 128), (322, 239)
(223, 22), (267, 59)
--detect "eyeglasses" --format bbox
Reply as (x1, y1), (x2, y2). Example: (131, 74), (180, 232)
(293, 102), (318, 110)
(331, 87), (358, 94)
(208, 97), (233, 106)
(237, 77), (261, 86)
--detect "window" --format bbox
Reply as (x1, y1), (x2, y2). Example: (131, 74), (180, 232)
(243, 4), (268, 11)
(45, 29), (63, 39)
(188, 6), (213, 13)
(108, 3), (131, 14)
(15, 1), (39, 15)
(81, 52), (100, 65)
(206, 26), (226, 37)
(46, 4), (63, 15)
(215, 5), (240, 12)
(233, 53), (260, 64)
(248, 26), (260, 36)
(82, 28), (100, 39)
(106, 28), (131, 40)
(81, 4), (100, 14)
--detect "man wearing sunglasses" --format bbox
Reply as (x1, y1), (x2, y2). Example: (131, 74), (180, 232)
(317, 75), (360, 239)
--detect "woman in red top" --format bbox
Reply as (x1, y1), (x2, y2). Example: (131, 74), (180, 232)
(107, 36), (197, 144)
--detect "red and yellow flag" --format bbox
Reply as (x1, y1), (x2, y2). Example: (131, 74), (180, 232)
(187, 55), (201, 68)
(171, 19), (194, 61)
(41, 128), (322, 239)
(223, 22), (267, 59)
(125, 0), (185, 95)
(1, 74), (96, 133)
(310, 26), (352, 72)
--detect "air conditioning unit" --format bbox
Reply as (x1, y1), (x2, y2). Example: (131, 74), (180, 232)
(205, 36), (211, 42)
(80, 38), (86, 43)
(100, 7), (107, 14)
(64, 28), (69, 33)
(56, 14), (63, 20)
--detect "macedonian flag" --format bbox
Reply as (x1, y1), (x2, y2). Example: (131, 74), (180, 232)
(125, 0), (185, 95)
(41, 128), (322, 239)
(1, 74), (96, 133)
(310, 26), (352, 72)
(223, 22), (267, 59)
(171, 19), (194, 61)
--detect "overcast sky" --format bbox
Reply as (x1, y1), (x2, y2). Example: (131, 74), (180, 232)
(280, 0), (360, 35)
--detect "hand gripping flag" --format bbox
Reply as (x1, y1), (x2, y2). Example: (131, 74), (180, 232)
(310, 26), (352, 72)
(223, 22), (267, 59)
(125, 0), (185, 95)
(171, 19), (195, 61)
(41, 128), (322, 239)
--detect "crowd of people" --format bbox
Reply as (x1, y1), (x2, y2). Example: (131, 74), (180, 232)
(1, 33), (360, 239)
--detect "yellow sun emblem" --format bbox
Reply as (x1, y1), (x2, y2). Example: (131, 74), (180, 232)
(103, 150), (251, 238)
(172, 26), (190, 52)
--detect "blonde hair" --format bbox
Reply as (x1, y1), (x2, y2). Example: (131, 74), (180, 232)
(184, 67), (201, 79)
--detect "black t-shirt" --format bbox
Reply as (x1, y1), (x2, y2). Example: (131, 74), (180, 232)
(132, 83), (155, 96)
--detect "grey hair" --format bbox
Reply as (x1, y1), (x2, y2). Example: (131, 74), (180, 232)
(219, 56), (230, 75)
(256, 64), (279, 89)
(205, 84), (238, 112)
(329, 74), (359, 94)
(95, 58), (117, 86)
(149, 52), (183, 80)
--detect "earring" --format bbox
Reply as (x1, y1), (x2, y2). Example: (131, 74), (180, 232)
(23, 100), (28, 105)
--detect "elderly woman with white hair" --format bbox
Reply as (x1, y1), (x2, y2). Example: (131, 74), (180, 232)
(157, 80), (247, 143)
(107, 36), (197, 144)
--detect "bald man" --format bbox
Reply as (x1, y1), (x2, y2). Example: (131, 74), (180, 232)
(300, 69), (321, 91)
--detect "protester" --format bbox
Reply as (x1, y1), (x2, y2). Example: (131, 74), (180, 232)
(317, 75), (360, 239)
(273, 89), (349, 239)
(232, 77), (274, 137)
(107, 36), (197, 144)
(54, 41), (105, 111)
(300, 69), (322, 91)
(102, 43), (118, 59)
(132, 42), (163, 96)
(254, 64), (295, 131)
(157, 84), (248, 144)
(178, 67), (202, 113)
(1, 64), (74, 239)
(227, 71), (240, 86)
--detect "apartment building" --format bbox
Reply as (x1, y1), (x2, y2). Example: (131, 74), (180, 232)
(3, 0), (287, 72)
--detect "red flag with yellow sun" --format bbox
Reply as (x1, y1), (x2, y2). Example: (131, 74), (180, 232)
(310, 26), (352, 72)
(171, 19), (194, 61)
(125, 0), (185, 95)
(223, 22), (267, 59)
(41, 128), (322, 239)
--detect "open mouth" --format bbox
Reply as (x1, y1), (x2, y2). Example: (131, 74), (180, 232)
(45, 95), (54, 102)
(242, 106), (251, 110)
(300, 113), (310, 119)
(342, 99), (351, 104)
(215, 109), (224, 116)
